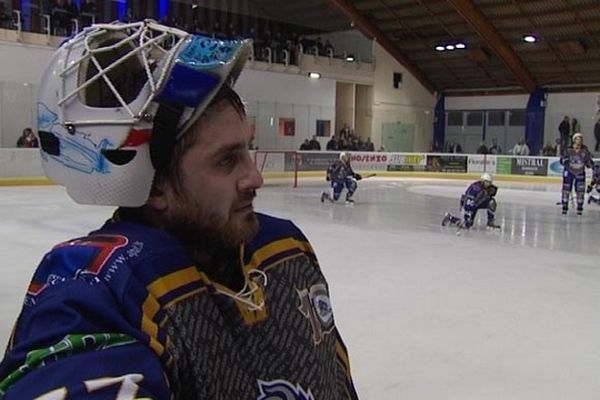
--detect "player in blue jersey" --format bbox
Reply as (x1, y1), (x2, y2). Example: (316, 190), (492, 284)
(321, 151), (362, 203)
(441, 173), (501, 230)
(0, 21), (358, 399)
(560, 132), (595, 215)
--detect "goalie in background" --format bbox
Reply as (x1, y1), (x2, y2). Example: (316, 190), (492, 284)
(442, 173), (501, 229)
(321, 151), (362, 204)
(587, 164), (600, 205)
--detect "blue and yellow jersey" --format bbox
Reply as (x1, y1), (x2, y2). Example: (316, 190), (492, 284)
(561, 145), (594, 176)
(0, 213), (358, 399)
(327, 160), (355, 183)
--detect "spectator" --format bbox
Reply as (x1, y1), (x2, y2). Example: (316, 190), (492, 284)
(445, 140), (462, 153)
(542, 142), (557, 156)
(315, 36), (324, 55)
(347, 137), (358, 151)
(558, 116), (570, 149)
(51, 0), (74, 36)
(571, 118), (581, 137)
(365, 137), (375, 151)
(0, 2), (12, 29)
(510, 138), (530, 156)
(326, 135), (339, 151)
(339, 123), (351, 140)
(356, 137), (365, 151)
(476, 141), (488, 154)
(555, 138), (563, 157)
(123, 7), (137, 23)
(324, 39), (334, 57)
(309, 135), (321, 150)
(66, 0), (79, 22)
(80, 0), (98, 28)
(299, 138), (311, 150)
(488, 138), (502, 154)
(429, 140), (440, 153)
(594, 119), (600, 152)
(16, 127), (38, 148)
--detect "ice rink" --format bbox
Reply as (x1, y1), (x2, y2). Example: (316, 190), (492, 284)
(1, 177), (599, 399)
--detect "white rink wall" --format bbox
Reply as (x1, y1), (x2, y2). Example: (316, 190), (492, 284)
(2, 148), (595, 183)
(0, 148), (45, 179)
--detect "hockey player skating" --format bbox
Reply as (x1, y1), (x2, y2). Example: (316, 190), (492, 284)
(321, 151), (362, 204)
(0, 21), (358, 399)
(560, 132), (595, 215)
(442, 173), (501, 230)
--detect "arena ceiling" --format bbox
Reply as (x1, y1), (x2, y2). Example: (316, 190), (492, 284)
(249, 0), (600, 95)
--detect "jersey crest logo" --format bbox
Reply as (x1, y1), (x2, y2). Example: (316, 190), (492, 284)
(256, 379), (314, 400)
(297, 283), (335, 345)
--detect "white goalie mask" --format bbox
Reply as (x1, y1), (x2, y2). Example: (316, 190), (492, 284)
(37, 20), (251, 206)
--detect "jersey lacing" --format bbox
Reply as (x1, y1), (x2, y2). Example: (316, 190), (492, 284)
(215, 269), (268, 311)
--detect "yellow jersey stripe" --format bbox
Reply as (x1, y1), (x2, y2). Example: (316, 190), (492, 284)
(245, 238), (315, 271)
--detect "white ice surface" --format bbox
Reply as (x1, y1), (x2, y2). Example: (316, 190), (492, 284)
(0, 178), (598, 399)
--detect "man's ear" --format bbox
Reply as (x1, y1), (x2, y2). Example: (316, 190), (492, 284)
(146, 184), (169, 211)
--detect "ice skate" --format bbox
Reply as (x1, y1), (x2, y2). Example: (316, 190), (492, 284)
(345, 193), (355, 204)
(486, 220), (501, 229)
(321, 192), (333, 203)
(441, 212), (451, 226)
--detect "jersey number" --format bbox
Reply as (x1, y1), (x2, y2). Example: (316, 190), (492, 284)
(35, 374), (149, 400)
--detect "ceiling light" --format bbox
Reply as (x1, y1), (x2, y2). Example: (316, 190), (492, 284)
(523, 35), (537, 43)
(445, 44), (455, 50)
(435, 45), (445, 51)
(455, 42), (466, 49)
(345, 54), (355, 62)
(308, 72), (321, 79)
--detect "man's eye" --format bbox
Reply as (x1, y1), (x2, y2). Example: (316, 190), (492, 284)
(218, 155), (237, 167)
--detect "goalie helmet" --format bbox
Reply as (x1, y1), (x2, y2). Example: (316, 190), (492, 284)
(36, 20), (251, 206)
(480, 173), (493, 183)
(339, 152), (351, 162)
(572, 132), (583, 141)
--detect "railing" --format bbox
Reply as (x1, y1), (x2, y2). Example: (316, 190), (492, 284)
(12, 10), (21, 38)
(40, 14), (51, 40)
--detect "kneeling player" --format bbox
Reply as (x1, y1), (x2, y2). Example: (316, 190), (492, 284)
(442, 173), (500, 229)
(321, 152), (362, 203)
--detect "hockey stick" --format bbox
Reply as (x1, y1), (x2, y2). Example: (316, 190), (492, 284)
(556, 192), (574, 206)
(361, 173), (377, 179)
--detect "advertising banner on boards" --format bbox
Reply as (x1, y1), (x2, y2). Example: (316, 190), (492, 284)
(387, 153), (427, 171)
(467, 155), (497, 174)
(512, 157), (548, 176)
(426, 155), (468, 173)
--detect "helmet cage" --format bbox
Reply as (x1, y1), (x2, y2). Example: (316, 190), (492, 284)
(37, 20), (251, 206)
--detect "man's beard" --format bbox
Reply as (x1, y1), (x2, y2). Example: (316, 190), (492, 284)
(165, 191), (260, 254)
